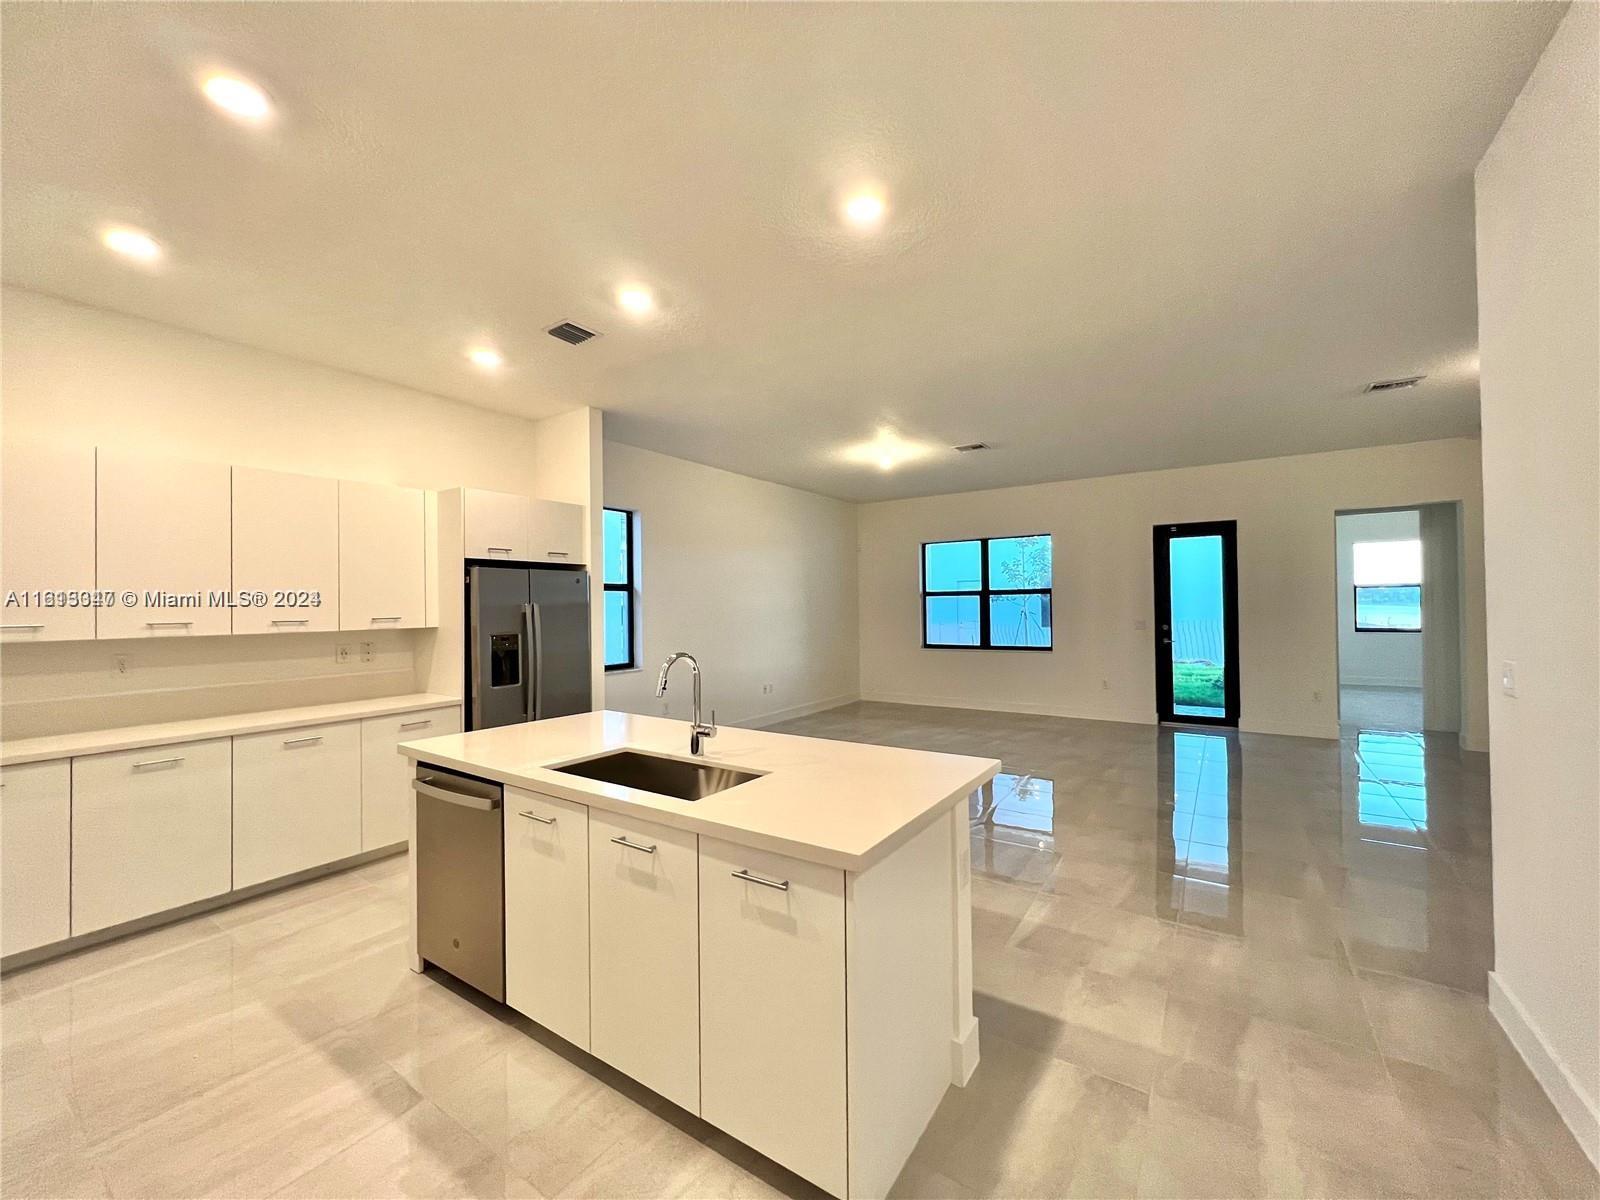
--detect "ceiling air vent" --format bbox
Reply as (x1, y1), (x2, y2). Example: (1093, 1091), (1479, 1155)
(1363, 375), (1425, 394)
(547, 322), (598, 346)
(953, 442), (991, 453)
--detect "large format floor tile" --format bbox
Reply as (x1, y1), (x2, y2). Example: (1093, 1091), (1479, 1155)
(1, 703), (1593, 1198)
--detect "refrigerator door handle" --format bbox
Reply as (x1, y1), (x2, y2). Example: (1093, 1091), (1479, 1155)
(529, 601), (545, 721)
(468, 567), (484, 731)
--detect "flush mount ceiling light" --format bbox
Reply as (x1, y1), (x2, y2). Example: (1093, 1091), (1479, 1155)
(841, 189), (888, 230)
(201, 73), (273, 124)
(101, 226), (162, 264)
(616, 285), (655, 317)
(839, 427), (934, 472)
(465, 345), (504, 371)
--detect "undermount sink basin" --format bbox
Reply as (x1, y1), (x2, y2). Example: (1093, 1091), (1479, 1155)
(551, 750), (760, 801)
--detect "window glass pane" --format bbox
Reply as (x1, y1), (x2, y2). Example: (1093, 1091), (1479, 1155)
(988, 535), (1052, 590)
(603, 590), (631, 666)
(989, 593), (1051, 647)
(924, 541), (982, 592)
(1353, 539), (1421, 586)
(1169, 534), (1226, 718)
(603, 509), (630, 586)
(924, 595), (980, 645)
(1355, 585), (1421, 631)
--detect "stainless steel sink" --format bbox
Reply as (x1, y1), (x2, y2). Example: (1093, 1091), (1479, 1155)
(551, 750), (760, 801)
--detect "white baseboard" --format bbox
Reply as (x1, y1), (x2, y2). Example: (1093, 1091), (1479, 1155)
(1488, 970), (1600, 1169)
(951, 1016), (980, 1086)
(1339, 678), (1424, 690)
(744, 693), (858, 729)
(859, 690), (1151, 725)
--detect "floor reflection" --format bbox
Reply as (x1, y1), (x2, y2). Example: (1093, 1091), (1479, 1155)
(1157, 729), (1244, 932)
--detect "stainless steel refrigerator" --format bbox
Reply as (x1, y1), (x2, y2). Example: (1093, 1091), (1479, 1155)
(466, 563), (592, 730)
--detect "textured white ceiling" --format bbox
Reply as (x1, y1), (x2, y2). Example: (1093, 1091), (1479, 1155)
(0, 3), (1564, 501)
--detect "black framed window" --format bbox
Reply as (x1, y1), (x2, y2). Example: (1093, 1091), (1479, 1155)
(922, 535), (1052, 650)
(602, 507), (637, 669)
(1352, 538), (1422, 632)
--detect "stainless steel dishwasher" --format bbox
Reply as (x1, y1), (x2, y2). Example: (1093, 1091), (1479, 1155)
(413, 763), (505, 1001)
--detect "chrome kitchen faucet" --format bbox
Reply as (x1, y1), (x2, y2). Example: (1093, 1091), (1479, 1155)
(656, 651), (717, 755)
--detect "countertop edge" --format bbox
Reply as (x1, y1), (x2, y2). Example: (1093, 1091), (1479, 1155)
(401, 743), (999, 872)
(0, 693), (463, 766)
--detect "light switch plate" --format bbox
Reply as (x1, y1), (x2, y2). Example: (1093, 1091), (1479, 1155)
(1500, 660), (1517, 697)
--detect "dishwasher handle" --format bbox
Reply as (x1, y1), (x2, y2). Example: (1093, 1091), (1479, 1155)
(412, 775), (502, 812)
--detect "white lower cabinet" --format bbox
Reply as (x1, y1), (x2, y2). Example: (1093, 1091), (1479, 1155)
(71, 739), (232, 935)
(699, 837), (848, 1196)
(0, 759), (72, 955)
(360, 706), (461, 850)
(588, 809), (701, 1114)
(504, 787), (590, 1048)
(233, 722), (362, 889)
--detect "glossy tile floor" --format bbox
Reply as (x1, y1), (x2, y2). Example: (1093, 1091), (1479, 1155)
(3, 703), (1595, 1199)
(1339, 685), (1425, 731)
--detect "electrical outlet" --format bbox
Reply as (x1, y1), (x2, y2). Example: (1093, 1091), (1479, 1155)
(1312, 689), (1322, 702)
(360, 641), (374, 664)
(1101, 679), (1109, 690)
(336, 644), (352, 664)
(762, 683), (774, 695)
(112, 655), (128, 675)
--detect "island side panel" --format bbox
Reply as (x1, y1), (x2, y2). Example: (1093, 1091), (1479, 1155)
(950, 801), (979, 1084)
(845, 809), (963, 1200)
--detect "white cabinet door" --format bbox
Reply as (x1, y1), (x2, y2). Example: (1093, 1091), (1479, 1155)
(699, 837), (848, 1196)
(96, 450), (232, 639)
(233, 721), (362, 889)
(589, 809), (699, 1113)
(0, 759), (71, 955)
(526, 498), (586, 566)
(359, 705), (461, 850)
(232, 466), (339, 635)
(338, 480), (426, 630)
(505, 787), (590, 1048)
(71, 739), (232, 934)
(463, 489), (529, 561)
(0, 443), (96, 643)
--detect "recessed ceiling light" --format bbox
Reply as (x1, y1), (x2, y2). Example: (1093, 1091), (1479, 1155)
(201, 74), (273, 124)
(842, 190), (887, 229)
(616, 285), (654, 317)
(466, 345), (504, 371)
(101, 227), (162, 263)
(840, 427), (932, 471)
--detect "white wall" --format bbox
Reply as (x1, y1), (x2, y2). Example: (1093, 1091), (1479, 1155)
(857, 438), (1489, 747)
(603, 442), (859, 727)
(1335, 509), (1423, 688)
(0, 287), (599, 734)
(1475, 1), (1600, 1165)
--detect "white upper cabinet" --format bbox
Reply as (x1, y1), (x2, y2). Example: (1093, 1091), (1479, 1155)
(463, 488), (529, 560)
(96, 449), (232, 639)
(338, 480), (426, 630)
(526, 498), (585, 565)
(0, 443), (97, 642)
(232, 467), (339, 635)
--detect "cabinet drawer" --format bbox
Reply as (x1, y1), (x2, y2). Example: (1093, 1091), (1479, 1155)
(526, 498), (585, 566)
(71, 739), (232, 934)
(588, 809), (699, 1113)
(0, 443), (96, 643)
(1, 759), (71, 955)
(360, 706), (461, 850)
(699, 837), (847, 1196)
(505, 788), (590, 1048)
(233, 721), (362, 889)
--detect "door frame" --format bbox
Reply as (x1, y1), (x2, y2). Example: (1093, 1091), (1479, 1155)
(1153, 520), (1241, 728)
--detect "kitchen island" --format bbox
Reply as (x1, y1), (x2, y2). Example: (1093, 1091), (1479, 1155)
(399, 710), (998, 1200)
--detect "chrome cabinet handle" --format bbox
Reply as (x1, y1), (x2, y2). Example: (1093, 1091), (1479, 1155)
(145, 621), (192, 628)
(399, 719), (432, 731)
(611, 835), (656, 854)
(282, 735), (323, 748)
(732, 868), (790, 892)
(1, 623), (45, 630)
(487, 546), (515, 554)
(132, 756), (184, 770)
(518, 810), (556, 825)
(370, 616), (403, 623)
(271, 618), (310, 626)
(547, 550), (569, 557)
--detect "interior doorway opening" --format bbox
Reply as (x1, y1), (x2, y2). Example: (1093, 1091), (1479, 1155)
(1335, 504), (1464, 734)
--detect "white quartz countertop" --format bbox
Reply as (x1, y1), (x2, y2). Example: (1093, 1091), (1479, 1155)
(400, 710), (999, 872)
(0, 692), (461, 766)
